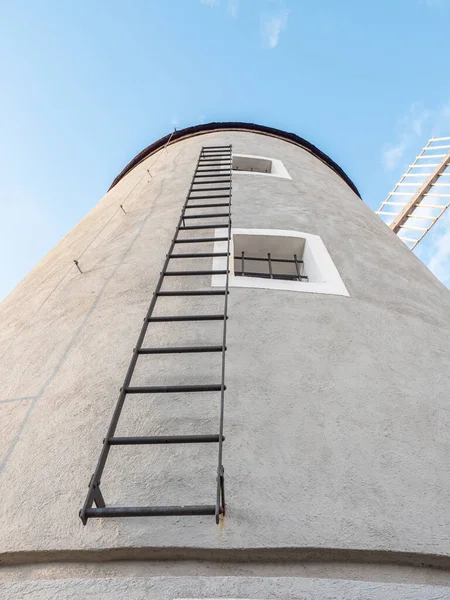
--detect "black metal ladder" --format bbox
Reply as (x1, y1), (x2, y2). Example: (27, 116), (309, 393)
(80, 145), (232, 524)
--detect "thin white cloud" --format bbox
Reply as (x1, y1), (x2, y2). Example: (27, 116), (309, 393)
(260, 10), (289, 49)
(201, 0), (239, 18)
(381, 101), (450, 171)
(382, 141), (409, 172)
(228, 0), (239, 18)
(419, 0), (447, 7)
(431, 101), (450, 136)
(381, 103), (430, 171)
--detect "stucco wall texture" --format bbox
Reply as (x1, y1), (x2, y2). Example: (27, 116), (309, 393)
(1, 127), (450, 595)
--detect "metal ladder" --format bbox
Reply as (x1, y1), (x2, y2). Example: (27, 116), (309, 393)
(80, 145), (232, 524)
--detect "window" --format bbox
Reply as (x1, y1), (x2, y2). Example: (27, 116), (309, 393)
(212, 229), (350, 297)
(232, 155), (272, 173)
(233, 235), (308, 282)
(232, 154), (291, 179)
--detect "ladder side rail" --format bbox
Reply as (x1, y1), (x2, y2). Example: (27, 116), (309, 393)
(215, 145), (232, 522)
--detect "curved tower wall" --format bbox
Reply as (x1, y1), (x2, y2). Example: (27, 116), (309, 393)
(1, 126), (450, 597)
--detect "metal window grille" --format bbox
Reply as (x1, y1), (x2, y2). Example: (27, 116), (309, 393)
(232, 156), (272, 174)
(233, 165), (271, 173)
(234, 252), (308, 282)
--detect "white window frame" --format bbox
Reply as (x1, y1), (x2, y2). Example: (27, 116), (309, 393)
(212, 228), (350, 297)
(232, 153), (291, 180)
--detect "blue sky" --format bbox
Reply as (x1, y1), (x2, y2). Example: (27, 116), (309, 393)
(1, 0), (450, 300)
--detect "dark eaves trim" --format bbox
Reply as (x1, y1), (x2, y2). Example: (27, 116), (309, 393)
(108, 121), (361, 198)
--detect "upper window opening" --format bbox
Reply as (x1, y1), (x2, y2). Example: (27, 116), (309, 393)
(232, 155), (272, 174)
(232, 153), (291, 179)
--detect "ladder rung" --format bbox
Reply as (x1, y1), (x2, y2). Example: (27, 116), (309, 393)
(197, 164), (230, 168)
(194, 173), (231, 178)
(197, 164), (231, 168)
(200, 148), (231, 156)
(169, 252), (229, 258)
(138, 345), (225, 353)
(194, 170), (230, 175)
(198, 158), (231, 162)
(148, 314), (227, 322)
(185, 203), (230, 209)
(85, 505), (217, 518)
(183, 213), (229, 219)
(192, 180), (231, 185)
(199, 158), (232, 162)
(193, 176), (231, 180)
(198, 164), (231, 168)
(157, 290), (229, 296)
(189, 195), (230, 200)
(125, 384), (224, 393)
(186, 204), (230, 210)
(415, 204), (446, 209)
(203, 151), (230, 154)
(189, 187), (230, 192)
(174, 237), (229, 243)
(179, 224), (229, 230)
(424, 144), (450, 150)
(203, 145), (231, 149)
(417, 154), (447, 159)
(164, 270), (228, 276)
(109, 434), (223, 445)
(410, 164), (440, 168)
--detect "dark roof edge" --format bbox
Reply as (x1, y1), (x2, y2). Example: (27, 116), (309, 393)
(108, 121), (361, 198)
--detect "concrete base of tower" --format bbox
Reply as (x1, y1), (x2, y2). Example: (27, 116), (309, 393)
(2, 558), (450, 599)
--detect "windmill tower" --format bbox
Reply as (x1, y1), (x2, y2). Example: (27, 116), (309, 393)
(1, 123), (450, 598)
